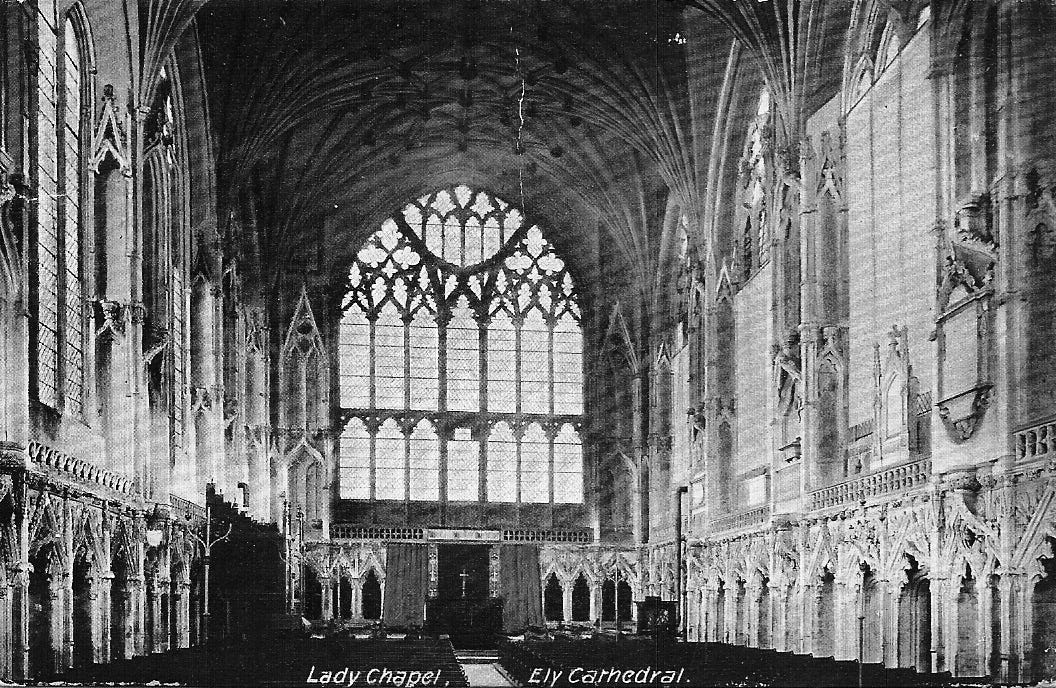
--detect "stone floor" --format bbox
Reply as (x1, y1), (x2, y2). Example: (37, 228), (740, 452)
(461, 662), (515, 687)
(57, 634), (997, 687)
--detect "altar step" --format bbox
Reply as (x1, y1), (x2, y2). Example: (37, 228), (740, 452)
(455, 649), (501, 663)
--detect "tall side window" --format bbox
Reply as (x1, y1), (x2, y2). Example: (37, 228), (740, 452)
(35, 0), (61, 408)
(338, 186), (585, 504)
(35, 2), (87, 417)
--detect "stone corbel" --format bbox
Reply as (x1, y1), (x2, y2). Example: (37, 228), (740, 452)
(954, 193), (997, 251)
(95, 299), (126, 341)
(190, 386), (213, 415)
(223, 396), (240, 428)
(937, 384), (993, 443)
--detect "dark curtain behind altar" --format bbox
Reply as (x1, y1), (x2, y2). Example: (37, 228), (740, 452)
(500, 545), (544, 632)
(383, 543), (429, 627)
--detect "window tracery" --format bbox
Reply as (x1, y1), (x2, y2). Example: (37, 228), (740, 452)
(338, 185), (584, 504)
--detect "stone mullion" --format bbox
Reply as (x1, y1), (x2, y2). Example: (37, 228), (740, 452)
(478, 313), (487, 414)
(437, 316), (449, 502)
(514, 320), (522, 505)
(438, 429), (449, 506)
(476, 315), (487, 504)
(548, 326), (555, 506)
(403, 318), (410, 502)
(368, 317), (377, 501)
(548, 433), (556, 513)
(402, 423), (411, 503)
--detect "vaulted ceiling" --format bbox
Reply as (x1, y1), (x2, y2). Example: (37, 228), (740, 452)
(189, 0), (866, 300)
(196, 0), (698, 293)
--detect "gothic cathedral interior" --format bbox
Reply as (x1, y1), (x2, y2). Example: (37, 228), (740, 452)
(0, 0), (1054, 684)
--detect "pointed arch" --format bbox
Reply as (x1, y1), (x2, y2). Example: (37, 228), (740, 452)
(337, 185), (584, 506)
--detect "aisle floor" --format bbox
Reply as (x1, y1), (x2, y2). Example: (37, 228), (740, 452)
(461, 662), (514, 687)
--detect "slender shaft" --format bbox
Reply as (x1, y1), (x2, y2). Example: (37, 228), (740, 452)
(202, 504), (212, 644)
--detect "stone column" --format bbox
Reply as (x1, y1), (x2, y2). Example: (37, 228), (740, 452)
(589, 582), (600, 623)
(998, 574), (1017, 683)
(62, 568), (73, 671)
(145, 577), (159, 653)
(702, 586), (715, 641)
(118, 582), (134, 659)
(561, 579), (572, 622)
(751, 590), (762, 647)
(351, 579), (362, 621)
(129, 576), (145, 657)
(0, 583), (8, 680)
(87, 576), (102, 665)
(833, 579), (857, 661)
(47, 572), (64, 677)
(724, 581), (737, 644)
(1018, 576), (1034, 684)
(882, 580), (900, 668)
(98, 573), (113, 664)
(806, 583), (822, 656)
(771, 584), (786, 652)
(978, 575), (993, 678)
(320, 576), (333, 621)
(176, 581), (191, 649)
(933, 577), (951, 674)
(12, 565), (29, 681)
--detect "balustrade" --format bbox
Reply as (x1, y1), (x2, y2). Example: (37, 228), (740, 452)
(1016, 418), (1056, 462)
(808, 457), (930, 510)
(710, 505), (770, 535)
(28, 441), (136, 495)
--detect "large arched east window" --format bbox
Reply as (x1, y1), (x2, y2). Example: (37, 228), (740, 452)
(338, 186), (584, 504)
(34, 0), (88, 417)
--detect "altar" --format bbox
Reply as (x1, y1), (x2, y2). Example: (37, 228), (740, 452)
(375, 532), (543, 644)
(424, 544), (503, 647)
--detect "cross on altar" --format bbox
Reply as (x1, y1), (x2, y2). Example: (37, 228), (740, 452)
(459, 567), (469, 598)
